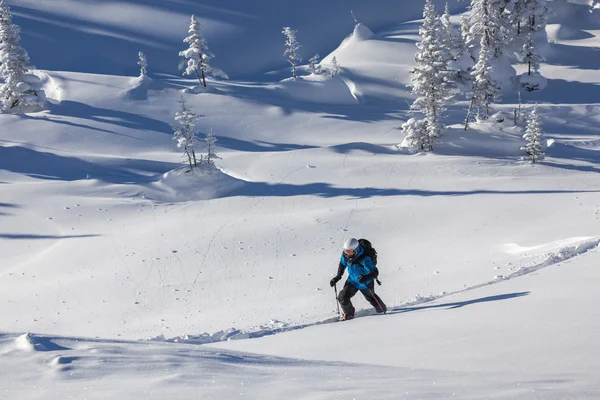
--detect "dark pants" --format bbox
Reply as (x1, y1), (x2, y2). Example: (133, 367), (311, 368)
(338, 280), (387, 316)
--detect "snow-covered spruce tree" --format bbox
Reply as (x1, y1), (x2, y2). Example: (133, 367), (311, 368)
(179, 15), (227, 88)
(0, 0), (44, 112)
(525, 0), (549, 34)
(469, 0), (507, 58)
(401, 117), (431, 153)
(330, 56), (340, 77)
(468, 36), (501, 122)
(446, 13), (475, 89)
(308, 53), (321, 75)
(282, 27), (301, 80)
(521, 31), (542, 76)
(138, 51), (147, 77)
(404, 0), (452, 151)
(172, 95), (201, 170)
(441, 3), (458, 59)
(521, 104), (545, 162)
(204, 128), (220, 165)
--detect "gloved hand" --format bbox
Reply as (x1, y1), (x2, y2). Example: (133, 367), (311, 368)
(358, 274), (370, 284)
(330, 275), (342, 287)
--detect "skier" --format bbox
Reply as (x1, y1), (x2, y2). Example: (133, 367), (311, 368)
(330, 238), (387, 320)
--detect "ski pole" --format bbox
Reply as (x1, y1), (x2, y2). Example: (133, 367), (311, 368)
(334, 283), (340, 316)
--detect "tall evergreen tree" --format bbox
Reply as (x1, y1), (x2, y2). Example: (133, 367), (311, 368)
(521, 104), (545, 162)
(404, 0), (452, 152)
(469, 36), (501, 120)
(0, 0), (44, 111)
(469, 0), (507, 58)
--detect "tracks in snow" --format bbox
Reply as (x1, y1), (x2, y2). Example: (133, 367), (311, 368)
(154, 237), (600, 345)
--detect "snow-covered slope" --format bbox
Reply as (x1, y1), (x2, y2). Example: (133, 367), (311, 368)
(2, 0), (600, 399)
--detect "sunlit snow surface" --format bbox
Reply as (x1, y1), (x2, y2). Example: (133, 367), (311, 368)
(2, 0), (600, 398)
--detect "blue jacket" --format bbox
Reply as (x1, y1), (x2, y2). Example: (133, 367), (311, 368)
(339, 245), (377, 290)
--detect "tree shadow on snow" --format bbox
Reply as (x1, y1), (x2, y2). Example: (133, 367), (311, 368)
(522, 78), (600, 105)
(0, 234), (101, 240)
(47, 101), (172, 135)
(230, 181), (600, 199)
(389, 292), (530, 314)
(0, 146), (179, 183)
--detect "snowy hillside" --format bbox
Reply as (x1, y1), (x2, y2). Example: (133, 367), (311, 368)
(2, 0), (600, 399)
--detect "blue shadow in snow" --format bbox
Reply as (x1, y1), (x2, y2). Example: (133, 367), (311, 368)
(522, 78), (600, 106)
(0, 146), (179, 183)
(0, 234), (100, 240)
(46, 101), (172, 135)
(390, 292), (530, 314)
(214, 136), (318, 153)
(231, 182), (600, 199)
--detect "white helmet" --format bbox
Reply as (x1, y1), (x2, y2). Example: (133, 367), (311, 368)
(343, 238), (359, 255)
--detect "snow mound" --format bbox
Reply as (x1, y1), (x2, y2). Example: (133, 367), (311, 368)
(122, 75), (153, 100)
(144, 165), (246, 202)
(519, 73), (548, 92)
(276, 75), (359, 105)
(34, 71), (62, 105)
(12, 333), (70, 352)
(322, 23), (374, 64)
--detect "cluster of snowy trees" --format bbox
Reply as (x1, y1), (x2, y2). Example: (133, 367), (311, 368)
(172, 95), (219, 172)
(282, 26), (340, 80)
(403, 0), (549, 159)
(0, 0), (46, 112)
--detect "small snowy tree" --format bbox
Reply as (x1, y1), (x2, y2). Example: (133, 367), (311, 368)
(404, 0), (453, 151)
(138, 51), (147, 77)
(521, 31), (542, 76)
(282, 27), (301, 80)
(330, 56), (340, 77)
(204, 128), (220, 165)
(179, 15), (227, 87)
(172, 95), (201, 170)
(308, 53), (321, 75)
(469, 36), (501, 120)
(521, 104), (545, 162)
(401, 118), (431, 153)
(0, 0), (44, 112)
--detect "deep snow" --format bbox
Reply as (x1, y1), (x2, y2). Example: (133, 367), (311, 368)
(1, 0), (600, 399)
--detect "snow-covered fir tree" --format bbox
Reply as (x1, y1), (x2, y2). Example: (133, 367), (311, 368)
(469, 0), (507, 58)
(469, 36), (501, 121)
(179, 15), (227, 87)
(308, 53), (321, 75)
(282, 27), (301, 80)
(204, 128), (220, 164)
(330, 56), (340, 77)
(138, 51), (147, 77)
(521, 104), (545, 162)
(525, 0), (549, 34)
(440, 3), (455, 56)
(0, 0), (45, 112)
(401, 117), (431, 153)
(404, 0), (452, 152)
(448, 14), (475, 88)
(172, 95), (201, 170)
(521, 31), (542, 76)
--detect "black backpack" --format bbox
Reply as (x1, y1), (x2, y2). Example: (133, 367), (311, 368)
(358, 238), (377, 265)
(358, 238), (382, 285)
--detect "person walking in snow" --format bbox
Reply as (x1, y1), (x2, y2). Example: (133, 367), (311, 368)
(330, 238), (387, 320)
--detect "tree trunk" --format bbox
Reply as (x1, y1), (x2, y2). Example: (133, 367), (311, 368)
(186, 149), (194, 171)
(528, 60), (531, 76)
(191, 148), (197, 167)
(201, 69), (207, 88)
